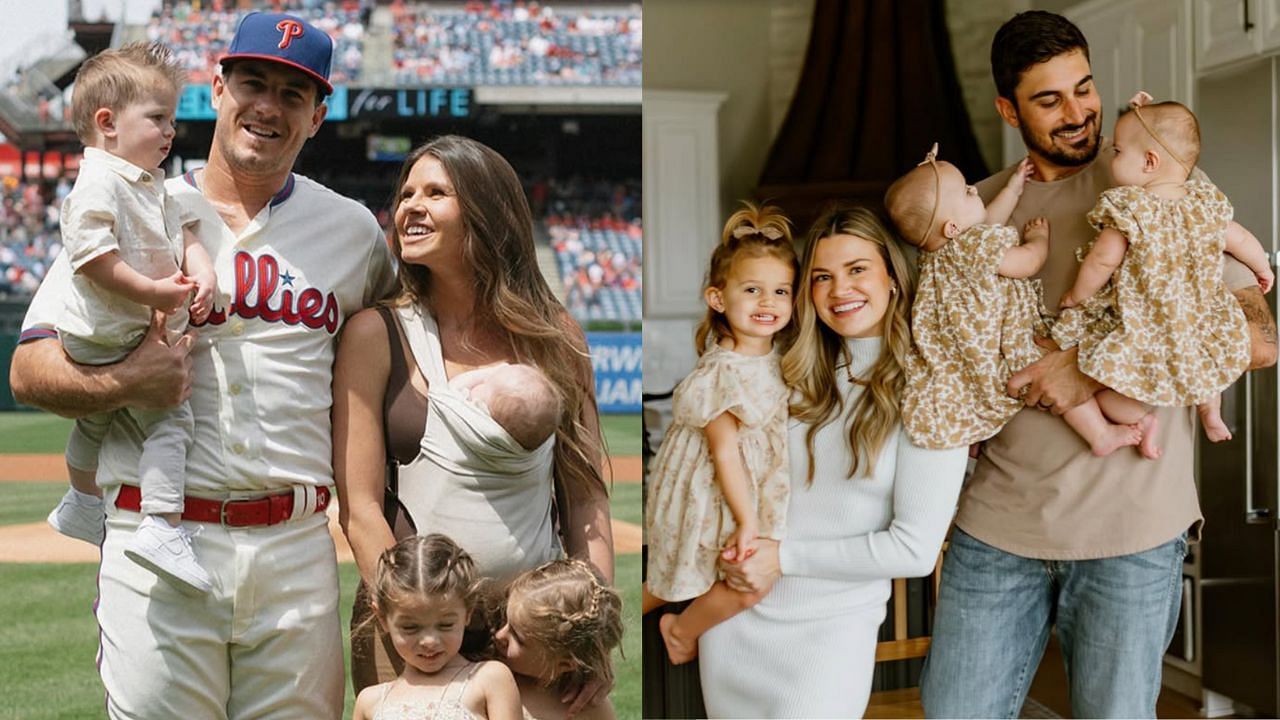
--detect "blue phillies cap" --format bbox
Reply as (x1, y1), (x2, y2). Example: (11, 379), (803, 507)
(221, 12), (334, 95)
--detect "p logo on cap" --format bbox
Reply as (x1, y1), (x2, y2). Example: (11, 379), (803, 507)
(276, 19), (305, 50)
(220, 11), (334, 95)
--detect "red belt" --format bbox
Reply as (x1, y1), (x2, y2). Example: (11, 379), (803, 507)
(114, 484), (331, 527)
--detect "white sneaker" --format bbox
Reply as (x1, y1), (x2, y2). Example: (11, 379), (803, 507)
(124, 516), (212, 595)
(47, 488), (105, 545)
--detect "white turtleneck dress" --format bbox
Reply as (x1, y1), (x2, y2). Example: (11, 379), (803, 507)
(698, 337), (969, 719)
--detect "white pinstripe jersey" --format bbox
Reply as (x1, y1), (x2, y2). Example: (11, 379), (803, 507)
(23, 171), (399, 494)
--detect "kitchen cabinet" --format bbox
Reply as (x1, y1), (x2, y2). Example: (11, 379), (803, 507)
(1196, 0), (1262, 71)
(1070, 0), (1190, 111)
(1195, 0), (1280, 72)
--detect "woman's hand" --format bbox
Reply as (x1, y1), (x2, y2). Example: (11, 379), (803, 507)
(719, 537), (780, 594)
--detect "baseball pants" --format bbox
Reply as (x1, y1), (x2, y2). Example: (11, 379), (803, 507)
(98, 495), (344, 719)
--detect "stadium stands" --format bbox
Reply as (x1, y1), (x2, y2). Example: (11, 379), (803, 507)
(549, 216), (641, 323)
(137, 0), (641, 88)
(0, 179), (62, 297)
(390, 2), (641, 87)
(145, 1), (368, 85)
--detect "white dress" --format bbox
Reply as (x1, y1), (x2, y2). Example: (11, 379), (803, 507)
(698, 337), (969, 718)
(645, 344), (790, 602)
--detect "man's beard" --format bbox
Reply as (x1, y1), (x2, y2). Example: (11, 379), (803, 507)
(1019, 111), (1102, 168)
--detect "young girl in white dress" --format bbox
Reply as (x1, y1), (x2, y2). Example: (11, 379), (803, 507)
(495, 559), (624, 720)
(354, 534), (522, 720)
(642, 203), (798, 665)
(1054, 92), (1273, 449)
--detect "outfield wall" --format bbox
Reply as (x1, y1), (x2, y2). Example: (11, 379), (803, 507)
(1, 300), (26, 410)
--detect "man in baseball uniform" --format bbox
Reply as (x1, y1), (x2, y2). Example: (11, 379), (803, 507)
(11, 12), (397, 718)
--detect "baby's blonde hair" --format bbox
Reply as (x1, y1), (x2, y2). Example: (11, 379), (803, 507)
(506, 559), (623, 690)
(884, 162), (945, 248)
(1122, 101), (1201, 176)
(694, 202), (799, 354)
(72, 42), (184, 145)
(483, 363), (562, 450)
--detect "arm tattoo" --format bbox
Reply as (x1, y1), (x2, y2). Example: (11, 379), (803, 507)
(1236, 287), (1278, 368)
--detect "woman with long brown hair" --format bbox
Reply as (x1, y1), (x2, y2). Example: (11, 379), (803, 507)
(333, 136), (613, 705)
(696, 207), (967, 718)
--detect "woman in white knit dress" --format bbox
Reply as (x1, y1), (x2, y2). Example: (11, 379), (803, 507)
(698, 207), (969, 718)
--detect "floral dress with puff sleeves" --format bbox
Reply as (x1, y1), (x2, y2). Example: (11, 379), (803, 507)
(902, 224), (1051, 449)
(1053, 181), (1250, 405)
(644, 343), (790, 602)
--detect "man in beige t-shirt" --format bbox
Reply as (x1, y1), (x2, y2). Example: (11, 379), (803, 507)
(920, 11), (1277, 719)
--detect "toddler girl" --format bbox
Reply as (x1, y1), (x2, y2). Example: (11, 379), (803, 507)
(495, 559), (624, 720)
(354, 534), (521, 720)
(1055, 92), (1273, 446)
(886, 144), (1152, 457)
(642, 203), (797, 665)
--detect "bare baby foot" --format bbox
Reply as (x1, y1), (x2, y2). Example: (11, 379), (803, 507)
(1198, 405), (1231, 442)
(658, 613), (697, 665)
(1089, 422), (1142, 457)
(1136, 413), (1163, 459)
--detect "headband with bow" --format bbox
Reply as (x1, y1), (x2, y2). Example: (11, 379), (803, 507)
(915, 142), (941, 247)
(1126, 90), (1192, 174)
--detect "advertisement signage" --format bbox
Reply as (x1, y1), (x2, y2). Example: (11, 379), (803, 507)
(587, 332), (641, 414)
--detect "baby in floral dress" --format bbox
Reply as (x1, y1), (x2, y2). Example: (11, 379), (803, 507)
(886, 144), (1147, 456)
(642, 203), (797, 666)
(1055, 92), (1273, 449)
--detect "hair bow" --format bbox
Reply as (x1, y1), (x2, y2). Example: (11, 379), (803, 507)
(917, 142), (939, 168)
(732, 224), (784, 240)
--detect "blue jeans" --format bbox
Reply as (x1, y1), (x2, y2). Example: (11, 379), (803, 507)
(920, 528), (1187, 719)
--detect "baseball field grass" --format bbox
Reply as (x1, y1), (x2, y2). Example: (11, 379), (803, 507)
(0, 411), (644, 720)
(0, 412), (645, 456)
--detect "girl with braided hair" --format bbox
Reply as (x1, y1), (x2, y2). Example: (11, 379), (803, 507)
(354, 534), (521, 720)
(496, 559), (624, 720)
(641, 203), (798, 666)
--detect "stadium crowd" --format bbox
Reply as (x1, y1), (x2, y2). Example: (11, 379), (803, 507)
(538, 176), (641, 322)
(137, 0), (640, 89)
(390, 1), (642, 86)
(0, 178), (63, 297)
(146, 1), (368, 85)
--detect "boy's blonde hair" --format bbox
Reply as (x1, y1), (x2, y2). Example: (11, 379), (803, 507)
(694, 202), (799, 354)
(884, 163), (942, 248)
(506, 559), (623, 691)
(72, 42), (185, 144)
